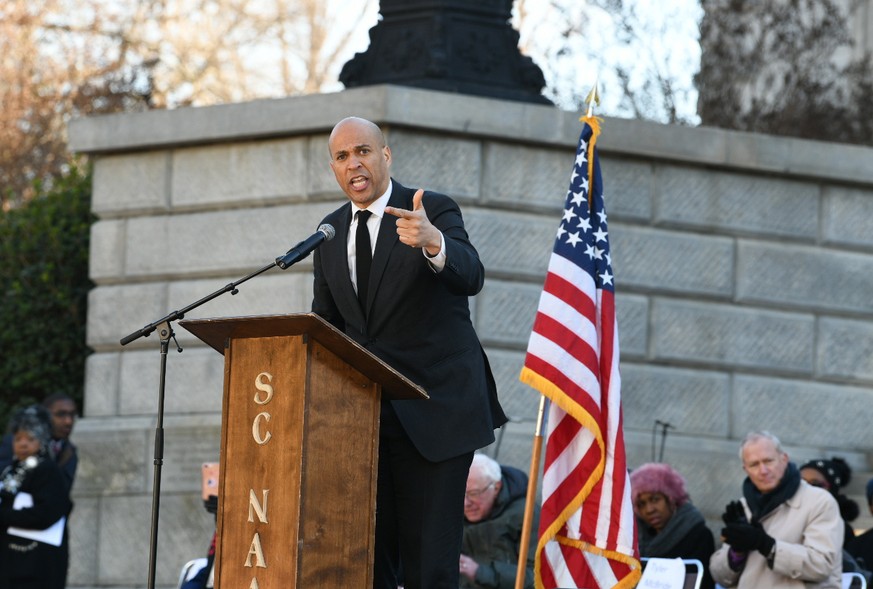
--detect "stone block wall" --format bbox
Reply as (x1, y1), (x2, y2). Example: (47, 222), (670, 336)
(68, 85), (873, 588)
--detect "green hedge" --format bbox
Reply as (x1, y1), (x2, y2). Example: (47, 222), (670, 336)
(0, 166), (93, 430)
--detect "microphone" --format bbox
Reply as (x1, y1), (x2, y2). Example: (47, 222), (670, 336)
(276, 224), (336, 269)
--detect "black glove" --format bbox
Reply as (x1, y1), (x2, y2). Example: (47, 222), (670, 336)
(721, 500), (748, 525)
(721, 523), (775, 556)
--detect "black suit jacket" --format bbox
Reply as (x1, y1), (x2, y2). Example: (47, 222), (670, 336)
(312, 180), (507, 462)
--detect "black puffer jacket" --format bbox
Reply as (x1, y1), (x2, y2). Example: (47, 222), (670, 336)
(461, 465), (539, 589)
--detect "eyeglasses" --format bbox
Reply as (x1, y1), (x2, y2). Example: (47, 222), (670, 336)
(465, 481), (495, 499)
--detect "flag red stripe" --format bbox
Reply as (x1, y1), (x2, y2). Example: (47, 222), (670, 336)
(542, 270), (597, 318)
(522, 353), (601, 418)
(540, 434), (599, 530)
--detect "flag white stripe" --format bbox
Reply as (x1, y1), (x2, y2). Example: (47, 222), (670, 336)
(548, 252), (596, 292)
(593, 323), (621, 545)
(585, 550), (620, 588)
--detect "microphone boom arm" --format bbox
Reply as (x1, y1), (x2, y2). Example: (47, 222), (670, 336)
(119, 259), (277, 345)
(120, 223), (335, 346)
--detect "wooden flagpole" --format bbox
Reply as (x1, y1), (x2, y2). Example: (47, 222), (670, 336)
(514, 395), (548, 589)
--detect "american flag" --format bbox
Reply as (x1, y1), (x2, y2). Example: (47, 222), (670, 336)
(520, 117), (640, 589)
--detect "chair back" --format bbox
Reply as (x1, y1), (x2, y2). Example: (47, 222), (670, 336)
(639, 557), (703, 589)
(843, 571), (868, 589)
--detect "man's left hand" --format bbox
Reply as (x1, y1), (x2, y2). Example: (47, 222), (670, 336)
(459, 553), (479, 581)
(385, 189), (442, 256)
(721, 523), (775, 556)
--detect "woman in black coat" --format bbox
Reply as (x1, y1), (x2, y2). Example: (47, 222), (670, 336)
(631, 462), (715, 589)
(0, 405), (72, 589)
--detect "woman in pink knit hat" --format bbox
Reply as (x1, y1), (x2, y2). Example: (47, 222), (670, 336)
(631, 462), (715, 589)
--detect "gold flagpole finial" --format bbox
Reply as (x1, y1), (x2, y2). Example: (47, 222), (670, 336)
(580, 75), (602, 213)
(584, 77), (600, 119)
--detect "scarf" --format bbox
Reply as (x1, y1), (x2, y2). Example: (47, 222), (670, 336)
(0, 453), (46, 496)
(638, 502), (705, 556)
(742, 461), (801, 523)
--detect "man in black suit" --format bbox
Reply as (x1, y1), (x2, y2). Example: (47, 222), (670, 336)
(312, 116), (507, 589)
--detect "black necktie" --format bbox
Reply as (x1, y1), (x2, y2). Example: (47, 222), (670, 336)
(355, 210), (373, 312)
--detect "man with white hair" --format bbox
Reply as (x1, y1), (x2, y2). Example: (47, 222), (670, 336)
(459, 453), (537, 589)
(710, 431), (843, 588)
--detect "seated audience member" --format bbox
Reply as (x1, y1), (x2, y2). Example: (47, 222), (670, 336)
(180, 531), (215, 589)
(459, 453), (538, 589)
(630, 462), (715, 589)
(800, 457), (860, 544)
(710, 431), (843, 589)
(0, 405), (72, 589)
(846, 478), (873, 570)
(181, 474), (219, 589)
(800, 457), (871, 582)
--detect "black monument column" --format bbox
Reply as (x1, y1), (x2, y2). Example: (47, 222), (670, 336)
(340, 0), (551, 104)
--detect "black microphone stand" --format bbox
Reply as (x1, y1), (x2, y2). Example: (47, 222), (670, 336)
(651, 420), (674, 463)
(120, 253), (302, 589)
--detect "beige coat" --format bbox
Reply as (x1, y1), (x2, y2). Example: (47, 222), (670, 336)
(710, 481), (843, 589)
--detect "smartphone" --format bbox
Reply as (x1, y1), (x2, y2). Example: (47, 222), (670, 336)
(201, 462), (220, 501)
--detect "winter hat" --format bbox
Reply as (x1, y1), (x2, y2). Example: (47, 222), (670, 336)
(629, 463), (690, 513)
(799, 457), (852, 491)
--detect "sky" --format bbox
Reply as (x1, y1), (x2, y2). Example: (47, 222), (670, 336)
(520, 0), (704, 123)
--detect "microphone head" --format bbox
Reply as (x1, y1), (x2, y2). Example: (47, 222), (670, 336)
(319, 223), (336, 241)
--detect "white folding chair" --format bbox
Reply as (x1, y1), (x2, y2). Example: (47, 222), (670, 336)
(843, 571), (868, 589)
(681, 559), (704, 589)
(640, 557), (704, 589)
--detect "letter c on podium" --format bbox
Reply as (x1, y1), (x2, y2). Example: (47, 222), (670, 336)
(252, 412), (272, 445)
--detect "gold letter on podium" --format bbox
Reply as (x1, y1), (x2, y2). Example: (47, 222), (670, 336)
(248, 489), (269, 524)
(245, 533), (267, 568)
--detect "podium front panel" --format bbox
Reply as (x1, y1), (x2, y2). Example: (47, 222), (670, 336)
(296, 339), (380, 586)
(214, 332), (380, 588)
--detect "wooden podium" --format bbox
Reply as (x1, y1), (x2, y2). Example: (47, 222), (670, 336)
(181, 313), (427, 588)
